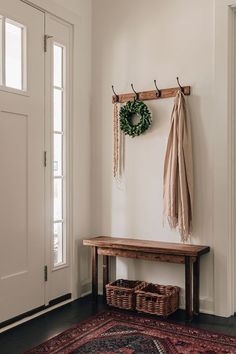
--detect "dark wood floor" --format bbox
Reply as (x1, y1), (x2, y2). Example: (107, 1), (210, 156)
(0, 295), (236, 354)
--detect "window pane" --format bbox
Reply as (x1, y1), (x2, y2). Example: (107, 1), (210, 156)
(53, 222), (63, 265)
(54, 178), (62, 221)
(54, 45), (62, 88)
(5, 20), (22, 90)
(52, 41), (66, 268)
(54, 133), (62, 176)
(54, 89), (62, 131)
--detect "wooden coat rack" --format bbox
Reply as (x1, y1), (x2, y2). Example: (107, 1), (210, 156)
(112, 78), (191, 104)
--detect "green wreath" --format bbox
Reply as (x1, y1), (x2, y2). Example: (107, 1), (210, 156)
(119, 100), (152, 138)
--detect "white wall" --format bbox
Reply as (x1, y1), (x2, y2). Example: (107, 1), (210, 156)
(91, 0), (217, 314)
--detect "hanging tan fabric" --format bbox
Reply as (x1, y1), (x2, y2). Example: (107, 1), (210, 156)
(163, 90), (193, 242)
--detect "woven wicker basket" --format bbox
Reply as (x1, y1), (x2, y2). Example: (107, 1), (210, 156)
(106, 279), (144, 310)
(135, 283), (180, 317)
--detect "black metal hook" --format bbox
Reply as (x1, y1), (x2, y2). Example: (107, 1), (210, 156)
(154, 80), (161, 98)
(112, 85), (119, 102)
(176, 77), (184, 93)
(131, 83), (139, 100)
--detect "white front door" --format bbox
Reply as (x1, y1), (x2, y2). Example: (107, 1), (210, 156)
(0, 0), (45, 323)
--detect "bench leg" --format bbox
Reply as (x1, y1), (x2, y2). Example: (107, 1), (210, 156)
(92, 246), (98, 301)
(103, 255), (109, 302)
(193, 257), (200, 315)
(185, 256), (193, 321)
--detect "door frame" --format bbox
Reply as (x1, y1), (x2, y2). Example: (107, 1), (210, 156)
(20, 0), (77, 303)
(44, 11), (73, 305)
(228, 5), (236, 315)
(214, 0), (236, 317)
(226, 3), (236, 316)
(20, 0), (91, 304)
(231, 5), (236, 315)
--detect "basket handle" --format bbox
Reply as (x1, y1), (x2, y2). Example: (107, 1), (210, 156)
(144, 296), (157, 302)
(113, 290), (126, 296)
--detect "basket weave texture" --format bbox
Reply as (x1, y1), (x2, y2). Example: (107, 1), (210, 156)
(135, 283), (180, 317)
(106, 279), (144, 310)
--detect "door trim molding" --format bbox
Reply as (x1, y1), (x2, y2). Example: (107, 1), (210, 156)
(21, 0), (92, 302)
(228, 5), (236, 315)
(214, 1), (236, 316)
(230, 5), (236, 314)
(20, 0), (79, 24)
(44, 12), (74, 304)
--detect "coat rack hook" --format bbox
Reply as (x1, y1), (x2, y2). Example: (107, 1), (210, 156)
(131, 83), (139, 100)
(176, 77), (184, 93)
(112, 85), (119, 102)
(154, 80), (161, 97)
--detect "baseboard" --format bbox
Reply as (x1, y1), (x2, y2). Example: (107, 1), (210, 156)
(179, 295), (214, 315)
(80, 280), (104, 297)
(80, 281), (92, 297)
(0, 296), (73, 334)
(0, 293), (72, 330)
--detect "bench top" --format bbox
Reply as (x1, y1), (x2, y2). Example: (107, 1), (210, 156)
(83, 236), (210, 257)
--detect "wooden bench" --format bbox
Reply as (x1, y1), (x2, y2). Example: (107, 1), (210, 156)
(83, 236), (210, 320)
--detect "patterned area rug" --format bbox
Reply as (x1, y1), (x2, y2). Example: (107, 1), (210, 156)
(25, 310), (236, 353)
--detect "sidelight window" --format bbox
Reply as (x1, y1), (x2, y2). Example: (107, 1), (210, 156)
(0, 16), (26, 90)
(53, 43), (66, 267)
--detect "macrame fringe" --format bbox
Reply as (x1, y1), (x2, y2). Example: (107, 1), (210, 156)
(113, 102), (119, 178)
(113, 102), (124, 182)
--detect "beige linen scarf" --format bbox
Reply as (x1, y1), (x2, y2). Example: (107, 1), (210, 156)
(163, 90), (193, 242)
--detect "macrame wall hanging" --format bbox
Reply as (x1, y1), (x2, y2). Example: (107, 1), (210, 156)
(113, 102), (120, 179)
(112, 84), (154, 180)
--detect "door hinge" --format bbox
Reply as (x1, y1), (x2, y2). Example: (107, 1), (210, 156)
(44, 34), (53, 53)
(44, 151), (47, 167)
(44, 265), (48, 282)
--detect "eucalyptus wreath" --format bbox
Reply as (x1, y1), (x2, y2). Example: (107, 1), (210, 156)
(119, 100), (152, 138)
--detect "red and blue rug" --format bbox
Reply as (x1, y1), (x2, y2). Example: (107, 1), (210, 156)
(25, 310), (236, 353)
